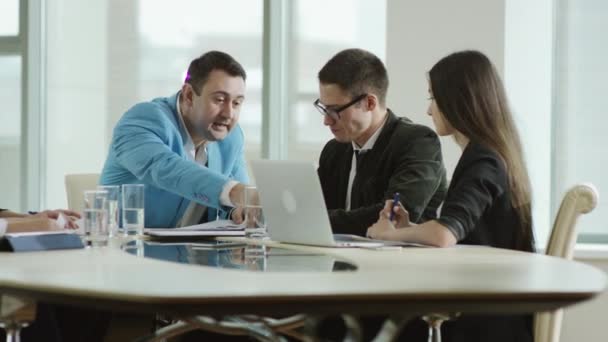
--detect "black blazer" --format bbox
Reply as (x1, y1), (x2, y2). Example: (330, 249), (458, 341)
(318, 110), (447, 236)
(414, 142), (533, 342)
(437, 142), (534, 252)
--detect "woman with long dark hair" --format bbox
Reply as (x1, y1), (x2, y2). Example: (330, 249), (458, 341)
(367, 50), (535, 341)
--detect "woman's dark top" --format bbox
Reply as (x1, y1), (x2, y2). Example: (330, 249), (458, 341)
(438, 142), (529, 250)
(399, 142), (533, 342)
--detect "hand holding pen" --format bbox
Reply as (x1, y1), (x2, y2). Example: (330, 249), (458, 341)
(383, 192), (411, 228)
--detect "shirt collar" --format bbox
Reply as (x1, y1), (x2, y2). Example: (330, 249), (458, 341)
(176, 91), (196, 151)
(352, 112), (388, 152)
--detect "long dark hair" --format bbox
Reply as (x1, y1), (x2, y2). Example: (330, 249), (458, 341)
(429, 50), (534, 252)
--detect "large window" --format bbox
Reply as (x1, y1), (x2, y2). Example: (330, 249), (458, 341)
(289, 0), (386, 162)
(136, 0), (264, 160)
(44, 0), (263, 208)
(16, 0), (604, 243)
(0, 0), (23, 211)
(43, 0), (384, 208)
(0, 57), (22, 211)
(554, 0), (608, 240)
(0, 0), (19, 36)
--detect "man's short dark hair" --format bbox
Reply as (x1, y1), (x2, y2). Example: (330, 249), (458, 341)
(318, 48), (389, 105)
(185, 51), (246, 94)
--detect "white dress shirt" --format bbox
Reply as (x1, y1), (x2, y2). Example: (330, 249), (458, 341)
(345, 115), (388, 210)
(0, 218), (7, 236)
(175, 94), (238, 226)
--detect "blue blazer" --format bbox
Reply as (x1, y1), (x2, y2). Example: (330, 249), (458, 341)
(100, 92), (249, 228)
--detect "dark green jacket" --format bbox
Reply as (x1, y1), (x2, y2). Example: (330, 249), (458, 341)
(318, 110), (447, 236)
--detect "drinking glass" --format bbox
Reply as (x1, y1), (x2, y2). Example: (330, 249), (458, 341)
(122, 184), (145, 236)
(83, 190), (109, 247)
(97, 185), (119, 237)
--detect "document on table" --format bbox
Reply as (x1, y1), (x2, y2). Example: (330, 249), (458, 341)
(174, 220), (243, 231)
(144, 220), (245, 237)
(1, 230), (85, 252)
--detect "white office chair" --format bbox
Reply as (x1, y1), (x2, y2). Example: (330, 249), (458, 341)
(65, 173), (100, 213)
(535, 183), (599, 342)
(373, 184), (600, 342)
(421, 184), (599, 342)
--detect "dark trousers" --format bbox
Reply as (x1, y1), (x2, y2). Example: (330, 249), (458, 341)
(0, 303), (111, 342)
(314, 314), (533, 342)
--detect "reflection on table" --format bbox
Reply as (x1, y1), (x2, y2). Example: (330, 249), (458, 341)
(121, 240), (358, 272)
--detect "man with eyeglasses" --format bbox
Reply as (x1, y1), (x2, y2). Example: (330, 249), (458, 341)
(315, 48), (447, 237)
(100, 51), (252, 228)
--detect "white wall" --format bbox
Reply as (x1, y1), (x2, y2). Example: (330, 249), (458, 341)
(386, 1), (606, 340)
(561, 255), (608, 341)
(386, 0), (506, 175)
(386, 0), (554, 245)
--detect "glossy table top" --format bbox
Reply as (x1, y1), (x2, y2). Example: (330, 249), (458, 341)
(0, 236), (606, 316)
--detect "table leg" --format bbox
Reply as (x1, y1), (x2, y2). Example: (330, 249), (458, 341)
(422, 313), (460, 342)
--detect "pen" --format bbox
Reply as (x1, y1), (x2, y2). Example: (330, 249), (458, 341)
(389, 192), (400, 222)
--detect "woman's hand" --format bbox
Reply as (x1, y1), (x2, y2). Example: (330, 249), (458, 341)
(366, 216), (397, 240)
(33, 209), (81, 229)
(367, 200), (417, 240)
(5, 217), (61, 233)
(379, 199), (412, 228)
(34, 209), (81, 220)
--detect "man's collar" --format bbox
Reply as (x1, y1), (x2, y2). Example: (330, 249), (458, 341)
(352, 112), (389, 152)
(176, 91), (195, 149)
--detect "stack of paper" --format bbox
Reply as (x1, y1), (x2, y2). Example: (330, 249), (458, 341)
(1, 231), (85, 252)
(144, 220), (245, 237)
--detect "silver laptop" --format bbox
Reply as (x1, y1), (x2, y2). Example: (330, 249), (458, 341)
(250, 160), (390, 248)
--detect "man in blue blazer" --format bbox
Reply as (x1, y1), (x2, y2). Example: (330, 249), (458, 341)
(100, 51), (252, 228)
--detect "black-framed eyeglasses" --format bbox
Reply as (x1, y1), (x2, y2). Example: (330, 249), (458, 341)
(313, 94), (367, 120)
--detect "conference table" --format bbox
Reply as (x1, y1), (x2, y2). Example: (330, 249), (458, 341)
(0, 235), (606, 340)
